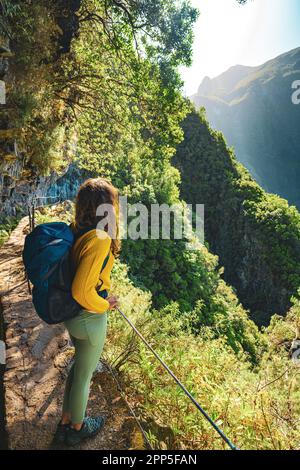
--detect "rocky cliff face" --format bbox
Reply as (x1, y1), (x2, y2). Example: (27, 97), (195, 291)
(0, 3), (84, 219)
(0, 63), (89, 218)
(0, 161), (90, 218)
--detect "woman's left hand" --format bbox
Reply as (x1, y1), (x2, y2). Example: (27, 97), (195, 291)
(107, 296), (119, 310)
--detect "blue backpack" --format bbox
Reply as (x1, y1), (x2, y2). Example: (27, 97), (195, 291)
(22, 222), (109, 325)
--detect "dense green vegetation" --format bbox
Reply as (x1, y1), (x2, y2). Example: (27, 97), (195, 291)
(0, 215), (19, 247)
(2, 0), (300, 450)
(173, 110), (300, 326)
(107, 262), (300, 450)
(2, 0), (198, 174)
(36, 204), (300, 450)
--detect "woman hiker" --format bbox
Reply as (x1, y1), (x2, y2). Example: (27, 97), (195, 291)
(54, 177), (120, 446)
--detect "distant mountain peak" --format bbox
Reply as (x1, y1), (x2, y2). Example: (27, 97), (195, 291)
(197, 64), (258, 98)
(195, 47), (300, 100)
(191, 47), (300, 208)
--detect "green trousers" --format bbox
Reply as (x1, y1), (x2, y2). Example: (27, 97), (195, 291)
(62, 310), (107, 424)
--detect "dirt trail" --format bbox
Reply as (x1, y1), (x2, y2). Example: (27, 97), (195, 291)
(0, 217), (144, 450)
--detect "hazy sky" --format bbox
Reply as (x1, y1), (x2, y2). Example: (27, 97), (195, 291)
(180, 0), (300, 96)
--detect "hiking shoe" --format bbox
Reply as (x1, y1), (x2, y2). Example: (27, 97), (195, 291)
(64, 416), (105, 447)
(53, 422), (70, 445)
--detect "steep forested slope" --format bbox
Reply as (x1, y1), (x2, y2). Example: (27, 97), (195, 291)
(173, 110), (300, 326)
(191, 48), (300, 208)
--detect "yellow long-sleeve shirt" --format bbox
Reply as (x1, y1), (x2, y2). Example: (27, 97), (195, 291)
(71, 229), (115, 314)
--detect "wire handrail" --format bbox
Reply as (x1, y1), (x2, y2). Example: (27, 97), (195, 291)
(105, 361), (154, 450)
(116, 306), (238, 451)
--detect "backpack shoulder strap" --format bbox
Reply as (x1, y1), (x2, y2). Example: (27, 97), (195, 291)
(100, 252), (110, 273)
(72, 224), (111, 273)
(72, 224), (97, 242)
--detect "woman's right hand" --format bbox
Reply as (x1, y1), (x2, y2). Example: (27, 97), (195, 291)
(107, 296), (119, 310)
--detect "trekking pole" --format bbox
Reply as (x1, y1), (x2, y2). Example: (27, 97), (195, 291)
(116, 306), (238, 451)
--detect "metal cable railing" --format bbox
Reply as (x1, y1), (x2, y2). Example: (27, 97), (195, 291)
(116, 306), (238, 451)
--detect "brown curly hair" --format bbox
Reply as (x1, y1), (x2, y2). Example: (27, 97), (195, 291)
(72, 178), (121, 257)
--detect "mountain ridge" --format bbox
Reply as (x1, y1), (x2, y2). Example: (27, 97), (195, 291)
(194, 46), (300, 101)
(191, 47), (300, 207)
